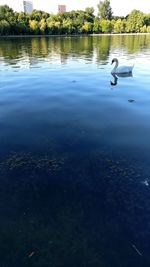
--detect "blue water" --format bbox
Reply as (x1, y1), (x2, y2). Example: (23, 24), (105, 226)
(0, 35), (150, 266)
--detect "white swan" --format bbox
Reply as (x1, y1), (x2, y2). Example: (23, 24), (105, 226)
(111, 58), (134, 74)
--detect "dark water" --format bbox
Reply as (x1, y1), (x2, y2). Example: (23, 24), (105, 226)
(0, 35), (150, 267)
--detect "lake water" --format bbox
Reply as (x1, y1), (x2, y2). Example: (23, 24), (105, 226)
(0, 35), (150, 267)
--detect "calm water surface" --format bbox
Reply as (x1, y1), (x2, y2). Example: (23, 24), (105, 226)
(0, 35), (150, 267)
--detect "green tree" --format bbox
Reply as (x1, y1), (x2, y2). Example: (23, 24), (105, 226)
(71, 11), (86, 33)
(46, 16), (62, 34)
(29, 20), (40, 34)
(81, 21), (93, 33)
(140, 25), (147, 33)
(147, 26), (150, 33)
(39, 18), (47, 34)
(114, 19), (126, 33)
(46, 17), (55, 34)
(85, 7), (95, 22)
(54, 21), (61, 34)
(15, 12), (30, 34)
(98, 0), (113, 20)
(0, 5), (14, 20)
(144, 14), (150, 26)
(126, 10), (144, 33)
(85, 7), (94, 15)
(30, 10), (49, 21)
(93, 18), (101, 33)
(62, 18), (74, 34)
(0, 19), (10, 35)
(100, 19), (112, 33)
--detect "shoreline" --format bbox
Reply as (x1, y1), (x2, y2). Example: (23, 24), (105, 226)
(0, 33), (150, 38)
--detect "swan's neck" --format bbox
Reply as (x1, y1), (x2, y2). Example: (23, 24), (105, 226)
(112, 60), (118, 72)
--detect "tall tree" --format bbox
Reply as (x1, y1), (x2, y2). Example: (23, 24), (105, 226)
(126, 10), (144, 33)
(85, 7), (95, 22)
(98, 0), (113, 20)
(0, 5), (14, 20)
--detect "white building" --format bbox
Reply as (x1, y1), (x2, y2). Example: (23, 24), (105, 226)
(23, 1), (33, 13)
(0, 0), (33, 13)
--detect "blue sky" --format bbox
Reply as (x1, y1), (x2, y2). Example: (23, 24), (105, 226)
(1, 0), (150, 16)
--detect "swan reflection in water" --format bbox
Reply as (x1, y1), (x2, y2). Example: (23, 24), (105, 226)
(110, 72), (133, 86)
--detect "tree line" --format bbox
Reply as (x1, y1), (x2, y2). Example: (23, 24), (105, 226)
(0, 0), (150, 36)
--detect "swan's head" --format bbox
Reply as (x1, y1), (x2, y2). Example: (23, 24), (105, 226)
(111, 58), (118, 65)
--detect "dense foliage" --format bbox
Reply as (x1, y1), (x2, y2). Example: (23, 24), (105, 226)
(0, 3), (150, 35)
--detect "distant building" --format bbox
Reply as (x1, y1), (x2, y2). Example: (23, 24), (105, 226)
(58, 5), (66, 13)
(0, 0), (33, 13)
(23, 1), (33, 13)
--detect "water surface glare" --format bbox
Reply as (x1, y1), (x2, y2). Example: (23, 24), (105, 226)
(0, 35), (150, 267)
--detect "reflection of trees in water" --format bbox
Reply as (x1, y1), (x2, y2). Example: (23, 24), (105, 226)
(0, 35), (150, 67)
(111, 34), (150, 53)
(93, 36), (111, 63)
(0, 38), (27, 59)
(0, 37), (99, 65)
(0, 37), (95, 66)
(31, 37), (49, 57)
